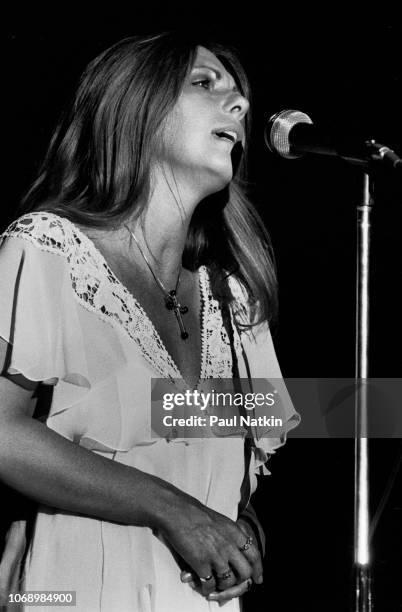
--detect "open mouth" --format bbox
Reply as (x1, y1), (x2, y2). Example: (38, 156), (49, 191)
(213, 130), (237, 144)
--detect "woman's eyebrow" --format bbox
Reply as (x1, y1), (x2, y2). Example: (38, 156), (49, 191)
(192, 65), (239, 91)
(193, 64), (222, 78)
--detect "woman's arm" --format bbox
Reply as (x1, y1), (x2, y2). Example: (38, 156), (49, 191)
(0, 375), (263, 597)
(0, 375), (179, 528)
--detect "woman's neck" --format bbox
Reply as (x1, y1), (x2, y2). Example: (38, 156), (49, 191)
(125, 166), (209, 285)
(101, 170), (204, 288)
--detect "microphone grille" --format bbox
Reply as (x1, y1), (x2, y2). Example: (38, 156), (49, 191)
(265, 109), (313, 158)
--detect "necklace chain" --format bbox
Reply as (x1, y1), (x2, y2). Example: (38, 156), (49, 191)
(124, 225), (189, 340)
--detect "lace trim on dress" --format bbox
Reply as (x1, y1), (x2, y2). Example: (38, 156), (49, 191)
(2, 212), (241, 384)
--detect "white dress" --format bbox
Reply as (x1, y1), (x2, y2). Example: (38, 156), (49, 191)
(0, 212), (300, 612)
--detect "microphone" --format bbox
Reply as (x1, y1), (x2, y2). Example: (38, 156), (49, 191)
(265, 109), (402, 171)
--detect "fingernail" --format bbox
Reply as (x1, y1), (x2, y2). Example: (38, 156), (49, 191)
(256, 574), (263, 584)
(207, 593), (219, 600)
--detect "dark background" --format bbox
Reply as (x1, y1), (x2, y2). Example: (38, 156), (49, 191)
(3, 11), (402, 611)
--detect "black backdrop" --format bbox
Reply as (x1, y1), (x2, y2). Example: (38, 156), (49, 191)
(3, 13), (402, 611)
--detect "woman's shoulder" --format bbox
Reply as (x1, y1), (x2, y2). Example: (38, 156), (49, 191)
(1, 211), (73, 254)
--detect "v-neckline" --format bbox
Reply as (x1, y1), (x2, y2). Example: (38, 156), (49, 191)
(62, 214), (207, 389)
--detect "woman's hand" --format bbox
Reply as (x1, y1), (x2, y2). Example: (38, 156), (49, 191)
(178, 517), (263, 604)
(181, 571), (254, 605)
(159, 494), (263, 599)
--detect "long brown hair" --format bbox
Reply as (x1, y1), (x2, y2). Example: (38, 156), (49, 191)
(18, 32), (277, 327)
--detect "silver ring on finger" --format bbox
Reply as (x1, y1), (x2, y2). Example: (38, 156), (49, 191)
(199, 574), (213, 583)
(217, 569), (232, 581)
(239, 536), (253, 552)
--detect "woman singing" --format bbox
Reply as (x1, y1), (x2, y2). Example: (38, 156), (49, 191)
(0, 32), (299, 611)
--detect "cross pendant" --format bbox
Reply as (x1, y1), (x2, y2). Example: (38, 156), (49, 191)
(165, 290), (189, 340)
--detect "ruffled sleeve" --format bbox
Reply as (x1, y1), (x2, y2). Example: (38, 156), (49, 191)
(0, 216), (127, 431)
(0, 228), (76, 383)
(240, 321), (301, 474)
(228, 275), (301, 475)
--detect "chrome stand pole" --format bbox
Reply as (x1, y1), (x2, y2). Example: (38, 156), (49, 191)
(354, 173), (373, 611)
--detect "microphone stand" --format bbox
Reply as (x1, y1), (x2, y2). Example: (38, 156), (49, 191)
(266, 117), (401, 610)
(354, 171), (372, 612)
(352, 140), (399, 611)
(320, 139), (398, 611)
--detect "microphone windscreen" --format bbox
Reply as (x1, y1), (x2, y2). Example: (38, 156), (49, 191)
(265, 109), (313, 159)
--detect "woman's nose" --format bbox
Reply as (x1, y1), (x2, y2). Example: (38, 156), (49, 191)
(222, 91), (250, 121)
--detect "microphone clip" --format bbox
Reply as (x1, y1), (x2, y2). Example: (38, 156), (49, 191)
(364, 140), (402, 172)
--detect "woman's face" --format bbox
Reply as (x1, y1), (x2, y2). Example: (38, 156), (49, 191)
(159, 46), (250, 197)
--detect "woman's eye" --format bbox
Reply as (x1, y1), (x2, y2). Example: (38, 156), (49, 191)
(192, 78), (213, 90)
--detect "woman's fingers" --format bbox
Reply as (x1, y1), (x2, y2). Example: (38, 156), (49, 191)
(207, 578), (254, 605)
(180, 570), (196, 589)
(214, 563), (237, 590)
(236, 519), (264, 583)
(224, 528), (263, 586)
(238, 539), (263, 583)
(180, 570), (193, 583)
(197, 566), (218, 596)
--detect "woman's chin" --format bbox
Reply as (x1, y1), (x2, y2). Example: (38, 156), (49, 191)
(204, 162), (233, 193)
